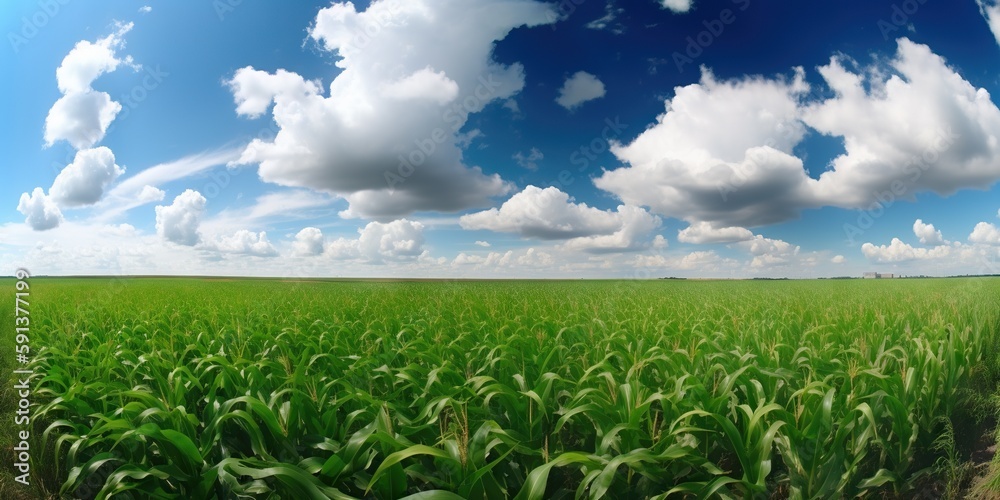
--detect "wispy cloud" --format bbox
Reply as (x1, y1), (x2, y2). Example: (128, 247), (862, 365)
(202, 190), (338, 235)
(96, 147), (243, 220)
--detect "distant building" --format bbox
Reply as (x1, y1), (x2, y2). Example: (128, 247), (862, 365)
(863, 272), (897, 279)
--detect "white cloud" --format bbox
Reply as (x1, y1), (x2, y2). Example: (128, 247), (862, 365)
(293, 227), (325, 256)
(226, 0), (556, 220)
(503, 98), (521, 115)
(832, 255), (846, 264)
(586, 2), (625, 34)
(460, 186), (619, 238)
(861, 238), (953, 263)
(596, 39), (1000, 229)
(49, 147), (124, 207)
(45, 91), (123, 150)
(226, 68), (321, 119)
(969, 222), (1000, 245)
(203, 190), (336, 236)
(912, 219), (946, 246)
(660, 0), (693, 13)
(108, 148), (242, 200)
(594, 67), (811, 228)
(451, 247), (554, 269)
(733, 235), (800, 268)
(513, 147), (543, 170)
(561, 205), (661, 253)
(210, 230), (279, 257)
(45, 22), (133, 149)
(137, 185), (166, 203)
(155, 189), (206, 246)
(474, 240), (491, 247)
(55, 22), (133, 94)
(976, 1), (1000, 48)
(139, 5), (152, 13)
(381, 66), (460, 104)
(95, 148), (242, 222)
(631, 250), (735, 272)
(17, 188), (63, 230)
(556, 71), (606, 110)
(736, 235), (798, 256)
(459, 186), (660, 252)
(326, 219), (426, 263)
(677, 221), (754, 244)
(802, 38), (1000, 208)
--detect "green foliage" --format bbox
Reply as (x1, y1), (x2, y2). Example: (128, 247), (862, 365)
(7, 277), (1000, 498)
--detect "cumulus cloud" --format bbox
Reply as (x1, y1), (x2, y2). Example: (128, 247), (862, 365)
(556, 71), (606, 110)
(631, 250), (736, 272)
(474, 240), (491, 247)
(660, 0), (693, 13)
(561, 205), (661, 253)
(451, 247), (553, 269)
(862, 238), (953, 263)
(55, 22), (133, 94)
(677, 221), (754, 244)
(45, 22), (133, 149)
(831, 255), (846, 264)
(137, 185), (166, 203)
(226, 68), (321, 119)
(210, 230), (279, 257)
(381, 66), (460, 104)
(594, 67), (812, 228)
(49, 147), (124, 207)
(17, 188), (63, 230)
(734, 235), (800, 268)
(293, 227), (325, 256)
(45, 92), (123, 150)
(459, 186), (660, 252)
(596, 39), (1000, 229)
(226, 0), (556, 220)
(969, 222), (1000, 245)
(155, 189), (206, 246)
(139, 5), (152, 13)
(326, 219), (426, 263)
(802, 39), (1000, 208)
(913, 219), (946, 246)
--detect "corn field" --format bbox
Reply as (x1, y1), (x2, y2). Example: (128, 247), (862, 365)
(5, 277), (1000, 498)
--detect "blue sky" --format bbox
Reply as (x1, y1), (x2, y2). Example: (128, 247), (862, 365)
(2, 0), (1000, 278)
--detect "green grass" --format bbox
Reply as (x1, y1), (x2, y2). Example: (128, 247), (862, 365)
(2, 277), (999, 498)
